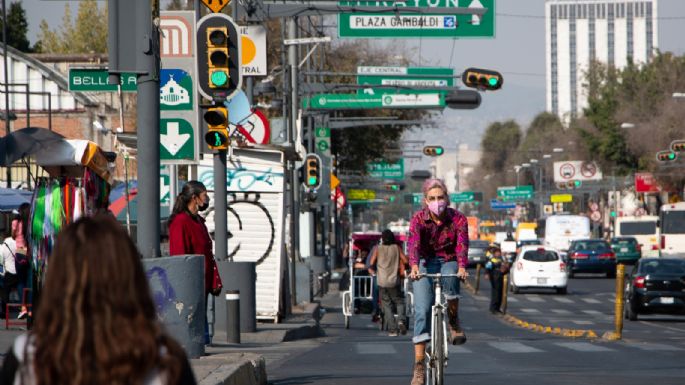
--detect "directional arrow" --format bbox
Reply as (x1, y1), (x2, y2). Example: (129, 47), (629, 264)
(160, 176), (170, 203)
(469, 0), (484, 26)
(160, 121), (190, 156)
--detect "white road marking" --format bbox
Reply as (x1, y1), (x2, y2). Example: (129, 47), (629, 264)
(631, 343), (684, 351)
(551, 309), (572, 315)
(525, 296), (545, 303)
(553, 297), (573, 303)
(582, 310), (605, 316)
(521, 308), (541, 313)
(581, 298), (601, 304)
(555, 342), (614, 352)
(572, 320), (595, 325)
(474, 296), (489, 302)
(489, 342), (544, 353)
(448, 346), (473, 354)
(507, 297), (519, 302)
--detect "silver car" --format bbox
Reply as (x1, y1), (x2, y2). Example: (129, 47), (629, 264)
(468, 240), (491, 267)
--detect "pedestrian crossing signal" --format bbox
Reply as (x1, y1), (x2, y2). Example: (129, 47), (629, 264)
(461, 68), (503, 91)
(204, 107), (229, 151)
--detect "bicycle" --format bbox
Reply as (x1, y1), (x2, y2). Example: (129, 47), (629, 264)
(415, 273), (461, 385)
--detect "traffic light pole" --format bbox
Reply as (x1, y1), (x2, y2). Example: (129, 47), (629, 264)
(136, 0), (160, 258)
(287, 17), (300, 307)
(214, 150), (227, 260)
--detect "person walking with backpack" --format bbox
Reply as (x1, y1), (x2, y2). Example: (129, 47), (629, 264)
(368, 229), (409, 336)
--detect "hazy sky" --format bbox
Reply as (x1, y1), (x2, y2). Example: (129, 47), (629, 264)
(23, 0), (685, 155)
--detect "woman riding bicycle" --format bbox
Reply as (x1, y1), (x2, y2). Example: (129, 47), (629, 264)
(407, 178), (469, 385)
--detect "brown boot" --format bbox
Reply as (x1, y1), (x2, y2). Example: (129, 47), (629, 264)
(410, 361), (426, 385)
(447, 299), (466, 345)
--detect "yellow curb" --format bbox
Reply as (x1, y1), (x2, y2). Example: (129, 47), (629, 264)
(544, 326), (552, 334)
(585, 330), (599, 339)
(499, 311), (608, 341)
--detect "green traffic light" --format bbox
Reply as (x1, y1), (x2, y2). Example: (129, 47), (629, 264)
(389, 196), (396, 203)
(210, 70), (228, 87)
(574, 180), (582, 187)
(435, 147), (444, 155)
(610, 211), (617, 217)
(668, 152), (676, 160)
(488, 77), (499, 87)
(308, 176), (317, 185)
(213, 133), (222, 147)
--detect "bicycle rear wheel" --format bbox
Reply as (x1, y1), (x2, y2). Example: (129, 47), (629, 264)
(432, 311), (445, 385)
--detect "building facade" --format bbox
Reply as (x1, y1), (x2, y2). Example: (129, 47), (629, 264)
(546, 0), (658, 123)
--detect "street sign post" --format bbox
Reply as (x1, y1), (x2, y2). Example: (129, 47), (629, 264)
(303, 93), (445, 110)
(68, 68), (137, 92)
(497, 185), (534, 201)
(338, 0), (496, 38)
(356, 66), (454, 95)
(367, 159), (404, 180)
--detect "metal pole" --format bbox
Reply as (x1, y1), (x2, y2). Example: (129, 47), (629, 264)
(455, 141), (460, 192)
(474, 263), (482, 294)
(214, 151), (227, 260)
(501, 274), (509, 314)
(246, 76), (254, 106)
(135, 0), (161, 258)
(288, 17), (300, 307)
(614, 263), (625, 339)
(3, 0), (10, 188)
(226, 290), (241, 344)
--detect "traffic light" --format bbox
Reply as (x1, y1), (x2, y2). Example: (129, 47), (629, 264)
(197, 13), (242, 101)
(656, 150), (677, 162)
(461, 67), (503, 91)
(423, 146), (444, 157)
(304, 153), (322, 190)
(384, 183), (404, 191)
(203, 107), (229, 150)
(671, 140), (685, 153)
(566, 180), (582, 189)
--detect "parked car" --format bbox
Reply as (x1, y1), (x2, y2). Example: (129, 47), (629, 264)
(510, 246), (567, 294)
(468, 240), (490, 267)
(624, 258), (685, 321)
(567, 239), (616, 278)
(610, 237), (641, 265)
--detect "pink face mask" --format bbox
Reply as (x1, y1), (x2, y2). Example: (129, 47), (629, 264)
(428, 200), (447, 216)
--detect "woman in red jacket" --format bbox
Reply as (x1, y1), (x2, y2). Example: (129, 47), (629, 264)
(167, 181), (222, 343)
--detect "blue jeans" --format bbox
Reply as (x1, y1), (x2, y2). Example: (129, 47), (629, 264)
(412, 259), (460, 344)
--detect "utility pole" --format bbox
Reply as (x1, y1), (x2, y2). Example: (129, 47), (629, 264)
(288, 17), (300, 307)
(3, 0), (10, 188)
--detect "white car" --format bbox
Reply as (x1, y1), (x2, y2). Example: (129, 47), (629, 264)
(510, 246), (568, 295)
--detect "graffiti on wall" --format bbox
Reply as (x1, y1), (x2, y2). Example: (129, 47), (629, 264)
(198, 166), (283, 192)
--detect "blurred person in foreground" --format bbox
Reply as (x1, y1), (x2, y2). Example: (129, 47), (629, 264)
(407, 178), (469, 385)
(0, 214), (196, 385)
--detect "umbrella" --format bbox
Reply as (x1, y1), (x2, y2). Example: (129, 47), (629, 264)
(0, 127), (64, 167)
(0, 188), (32, 212)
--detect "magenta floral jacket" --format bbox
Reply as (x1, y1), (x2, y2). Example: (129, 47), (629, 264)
(407, 207), (469, 268)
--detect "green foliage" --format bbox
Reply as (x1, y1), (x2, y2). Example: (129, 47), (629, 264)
(36, 0), (107, 54)
(0, 1), (31, 52)
(479, 120), (521, 173)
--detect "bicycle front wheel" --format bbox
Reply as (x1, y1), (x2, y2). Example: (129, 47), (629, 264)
(432, 311), (445, 385)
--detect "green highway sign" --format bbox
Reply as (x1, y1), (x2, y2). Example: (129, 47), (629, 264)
(367, 159), (404, 180)
(68, 68), (137, 92)
(338, 0), (495, 39)
(450, 191), (475, 203)
(357, 66), (454, 95)
(497, 185), (534, 201)
(303, 93), (445, 110)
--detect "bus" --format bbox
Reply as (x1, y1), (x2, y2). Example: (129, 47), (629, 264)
(660, 202), (685, 257)
(614, 215), (660, 257)
(544, 215), (591, 254)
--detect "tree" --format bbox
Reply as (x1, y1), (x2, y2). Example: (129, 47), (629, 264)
(0, 1), (31, 52)
(35, 0), (107, 54)
(479, 120), (521, 174)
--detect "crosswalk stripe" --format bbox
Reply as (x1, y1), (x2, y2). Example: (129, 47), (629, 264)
(551, 309), (572, 315)
(521, 308), (541, 313)
(448, 346), (473, 354)
(572, 320), (595, 325)
(489, 342), (544, 353)
(555, 342), (614, 352)
(525, 296), (545, 303)
(507, 297), (519, 302)
(553, 297), (573, 303)
(582, 298), (601, 304)
(582, 310), (605, 316)
(355, 343), (397, 354)
(631, 343), (684, 351)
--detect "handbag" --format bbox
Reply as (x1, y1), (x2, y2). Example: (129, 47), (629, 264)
(210, 260), (223, 296)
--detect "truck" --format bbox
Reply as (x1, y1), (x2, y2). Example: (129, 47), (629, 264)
(614, 215), (660, 257)
(659, 202), (685, 257)
(515, 222), (538, 242)
(544, 215), (591, 254)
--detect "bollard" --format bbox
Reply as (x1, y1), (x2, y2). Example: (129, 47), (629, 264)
(614, 263), (625, 339)
(226, 290), (241, 344)
(501, 274), (509, 314)
(475, 264), (482, 294)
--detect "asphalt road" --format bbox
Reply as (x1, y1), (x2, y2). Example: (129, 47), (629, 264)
(269, 273), (685, 385)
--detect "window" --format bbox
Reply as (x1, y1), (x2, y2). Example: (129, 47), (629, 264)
(661, 211), (685, 234)
(523, 250), (559, 263)
(640, 260), (685, 275)
(619, 222), (657, 235)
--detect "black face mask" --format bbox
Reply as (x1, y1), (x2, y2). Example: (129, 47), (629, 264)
(198, 197), (210, 212)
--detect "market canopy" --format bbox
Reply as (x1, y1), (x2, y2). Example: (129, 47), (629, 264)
(0, 127), (64, 167)
(0, 188), (32, 212)
(35, 139), (115, 184)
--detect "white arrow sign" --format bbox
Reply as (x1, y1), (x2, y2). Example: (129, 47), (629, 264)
(160, 176), (170, 203)
(160, 121), (190, 156)
(469, 0), (484, 26)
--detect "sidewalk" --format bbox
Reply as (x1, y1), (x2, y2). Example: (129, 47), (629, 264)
(0, 302), (324, 385)
(191, 302), (324, 385)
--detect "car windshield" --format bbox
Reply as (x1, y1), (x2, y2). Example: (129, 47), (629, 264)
(522, 250), (559, 262)
(572, 241), (609, 251)
(639, 260), (685, 275)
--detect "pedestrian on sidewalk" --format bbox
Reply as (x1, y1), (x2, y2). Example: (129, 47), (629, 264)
(0, 214), (197, 385)
(0, 229), (20, 320)
(168, 181), (223, 344)
(368, 229), (408, 336)
(407, 178), (469, 385)
(485, 246), (508, 314)
(11, 203), (31, 319)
